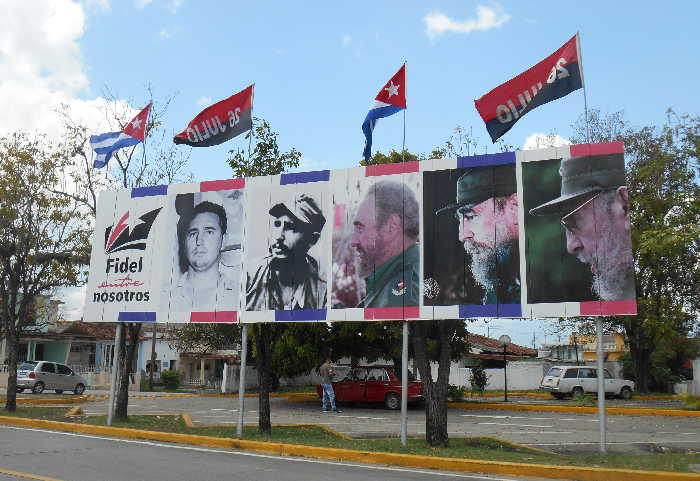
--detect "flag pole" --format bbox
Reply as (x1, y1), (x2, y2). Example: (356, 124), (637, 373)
(575, 32), (590, 143)
(401, 61), (407, 162)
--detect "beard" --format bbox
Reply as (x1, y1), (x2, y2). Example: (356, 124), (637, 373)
(464, 239), (518, 293)
(577, 224), (634, 301)
(355, 237), (387, 278)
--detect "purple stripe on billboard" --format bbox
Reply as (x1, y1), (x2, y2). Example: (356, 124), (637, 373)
(131, 185), (168, 198)
(457, 151), (515, 168)
(274, 309), (327, 322)
(117, 311), (156, 322)
(280, 170), (330, 185)
(497, 304), (522, 317)
(459, 304), (497, 318)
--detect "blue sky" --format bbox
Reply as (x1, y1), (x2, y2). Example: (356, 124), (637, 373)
(2, 0), (698, 347)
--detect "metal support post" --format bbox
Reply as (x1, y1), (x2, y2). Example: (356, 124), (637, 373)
(400, 321), (409, 446)
(107, 323), (123, 426)
(237, 324), (248, 438)
(596, 317), (607, 453)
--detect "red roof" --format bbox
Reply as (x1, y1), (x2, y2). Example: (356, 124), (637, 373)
(467, 332), (537, 357)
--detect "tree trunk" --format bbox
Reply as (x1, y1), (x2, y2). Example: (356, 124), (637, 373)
(255, 324), (272, 435)
(4, 334), (18, 412)
(115, 323), (142, 420)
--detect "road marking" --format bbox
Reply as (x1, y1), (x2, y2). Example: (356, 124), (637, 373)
(460, 414), (552, 420)
(0, 467), (66, 481)
(211, 408), (226, 411)
(0, 426), (521, 481)
(500, 431), (573, 434)
(477, 423), (553, 428)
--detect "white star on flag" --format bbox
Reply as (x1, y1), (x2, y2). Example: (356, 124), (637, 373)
(384, 81), (400, 98)
(130, 117), (143, 130)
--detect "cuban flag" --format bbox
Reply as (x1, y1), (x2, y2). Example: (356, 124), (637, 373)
(362, 64), (406, 161)
(90, 103), (152, 168)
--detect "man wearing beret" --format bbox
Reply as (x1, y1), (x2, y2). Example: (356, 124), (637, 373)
(530, 153), (635, 301)
(437, 164), (520, 305)
(246, 193), (327, 310)
(351, 180), (420, 308)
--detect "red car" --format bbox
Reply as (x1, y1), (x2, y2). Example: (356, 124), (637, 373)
(316, 365), (423, 410)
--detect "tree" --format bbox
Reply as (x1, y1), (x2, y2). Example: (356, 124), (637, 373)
(0, 132), (88, 411)
(57, 89), (191, 419)
(571, 108), (700, 391)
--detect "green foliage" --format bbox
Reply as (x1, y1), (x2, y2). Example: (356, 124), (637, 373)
(362, 149), (420, 166)
(160, 370), (181, 391)
(227, 117), (301, 177)
(678, 394), (700, 411)
(572, 392), (595, 406)
(469, 366), (488, 393)
(448, 384), (466, 401)
(168, 324), (241, 355)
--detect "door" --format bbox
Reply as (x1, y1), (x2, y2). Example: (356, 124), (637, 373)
(337, 367), (367, 402)
(578, 368), (599, 393)
(37, 362), (57, 389)
(365, 368), (390, 402)
(56, 363), (74, 390)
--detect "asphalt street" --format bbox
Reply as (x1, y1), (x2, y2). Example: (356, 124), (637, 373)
(65, 392), (700, 454)
(0, 425), (552, 481)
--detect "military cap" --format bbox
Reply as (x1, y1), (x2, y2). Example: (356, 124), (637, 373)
(529, 153), (625, 216)
(436, 163), (516, 215)
(269, 193), (326, 233)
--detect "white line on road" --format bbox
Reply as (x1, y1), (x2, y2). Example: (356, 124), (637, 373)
(0, 426), (521, 481)
(460, 414), (552, 421)
(477, 423), (553, 428)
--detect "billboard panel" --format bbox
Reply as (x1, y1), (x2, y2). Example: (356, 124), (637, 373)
(83, 142), (637, 323)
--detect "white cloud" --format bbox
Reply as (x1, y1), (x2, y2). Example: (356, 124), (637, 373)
(158, 26), (180, 39)
(290, 156), (329, 173)
(166, 0), (183, 14)
(424, 4), (510, 42)
(57, 286), (86, 321)
(342, 35), (352, 46)
(196, 96), (212, 107)
(522, 133), (571, 151)
(134, 0), (152, 9)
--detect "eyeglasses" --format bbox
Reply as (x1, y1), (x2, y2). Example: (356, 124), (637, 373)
(560, 191), (602, 234)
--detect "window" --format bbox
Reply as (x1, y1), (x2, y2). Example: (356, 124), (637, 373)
(563, 368), (578, 378)
(547, 368), (562, 377)
(40, 363), (55, 373)
(604, 369), (613, 379)
(57, 364), (72, 375)
(352, 368), (367, 381)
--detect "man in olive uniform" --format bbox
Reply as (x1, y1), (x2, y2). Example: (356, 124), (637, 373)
(351, 180), (420, 308)
(529, 153), (635, 301)
(246, 193), (327, 310)
(437, 164), (520, 304)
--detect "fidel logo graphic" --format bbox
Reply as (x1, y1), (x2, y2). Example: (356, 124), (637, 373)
(104, 208), (162, 254)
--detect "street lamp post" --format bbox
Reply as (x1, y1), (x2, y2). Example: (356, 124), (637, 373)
(498, 335), (511, 402)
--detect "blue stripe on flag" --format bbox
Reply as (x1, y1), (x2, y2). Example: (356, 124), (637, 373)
(131, 185), (168, 198)
(90, 132), (141, 168)
(362, 104), (405, 161)
(280, 170), (330, 185)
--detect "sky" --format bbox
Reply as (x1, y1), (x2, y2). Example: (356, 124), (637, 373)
(2, 0), (699, 348)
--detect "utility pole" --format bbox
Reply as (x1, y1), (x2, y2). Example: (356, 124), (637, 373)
(148, 323), (157, 391)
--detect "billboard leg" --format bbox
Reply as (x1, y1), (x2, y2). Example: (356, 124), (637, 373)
(596, 317), (607, 453)
(107, 323), (123, 427)
(237, 324), (248, 438)
(400, 321), (408, 446)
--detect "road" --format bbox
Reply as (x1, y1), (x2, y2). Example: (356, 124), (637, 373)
(0, 425), (550, 481)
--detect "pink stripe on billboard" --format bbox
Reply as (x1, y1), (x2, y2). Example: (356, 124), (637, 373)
(190, 311), (238, 323)
(200, 178), (245, 192)
(334, 204), (345, 228)
(364, 306), (419, 320)
(579, 300), (636, 316)
(569, 142), (624, 158)
(365, 161), (419, 177)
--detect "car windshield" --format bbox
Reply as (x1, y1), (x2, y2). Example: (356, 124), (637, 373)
(18, 362), (37, 371)
(546, 368), (562, 377)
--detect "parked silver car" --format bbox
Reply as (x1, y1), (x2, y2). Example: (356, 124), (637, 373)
(540, 365), (635, 400)
(16, 361), (87, 395)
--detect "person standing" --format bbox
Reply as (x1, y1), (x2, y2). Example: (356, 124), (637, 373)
(319, 359), (342, 413)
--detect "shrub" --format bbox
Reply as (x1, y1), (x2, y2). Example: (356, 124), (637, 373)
(469, 366), (488, 393)
(678, 393), (700, 410)
(161, 370), (181, 391)
(448, 384), (466, 401)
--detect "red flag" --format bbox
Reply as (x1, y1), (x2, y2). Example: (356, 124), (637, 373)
(374, 64), (407, 108)
(123, 103), (151, 141)
(474, 34), (583, 142)
(174, 85), (254, 147)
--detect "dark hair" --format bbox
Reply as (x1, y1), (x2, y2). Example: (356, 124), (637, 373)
(367, 180), (419, 239)
(177, 201), (227, 273)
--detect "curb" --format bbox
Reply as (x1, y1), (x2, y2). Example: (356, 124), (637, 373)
(0, 395), (89, 405)
(449, 402), (700, 417)
(1, 416), (699, 481)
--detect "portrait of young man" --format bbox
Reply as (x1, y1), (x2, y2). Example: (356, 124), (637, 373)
(246, 193), (327, 311)
(528, 153), (635, 302)
(171, 198), (241, 312)
(349, 180), (420, 308)
(425, 163), (520, 306)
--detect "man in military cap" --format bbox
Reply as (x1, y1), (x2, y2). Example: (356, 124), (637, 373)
(172, 200), (240, 312)
(246, 193), (327, 310)
(351, 180), (420, 308)
(436, 164), (520, 305)
(530, 153), (635, 301)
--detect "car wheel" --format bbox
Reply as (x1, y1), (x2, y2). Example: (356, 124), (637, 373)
(385, 393), (400, 410)
(32, 381), (45, 394)
(551, 393), (564, 400)
(619, 386), (632, 400)
(16, 388), (24, 393)
(55, 390), (63, 394)
(73, 383), (86, 395)
(571, 386), (584, 398)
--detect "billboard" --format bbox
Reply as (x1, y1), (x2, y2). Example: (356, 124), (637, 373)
(84, 142), (636, 324)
